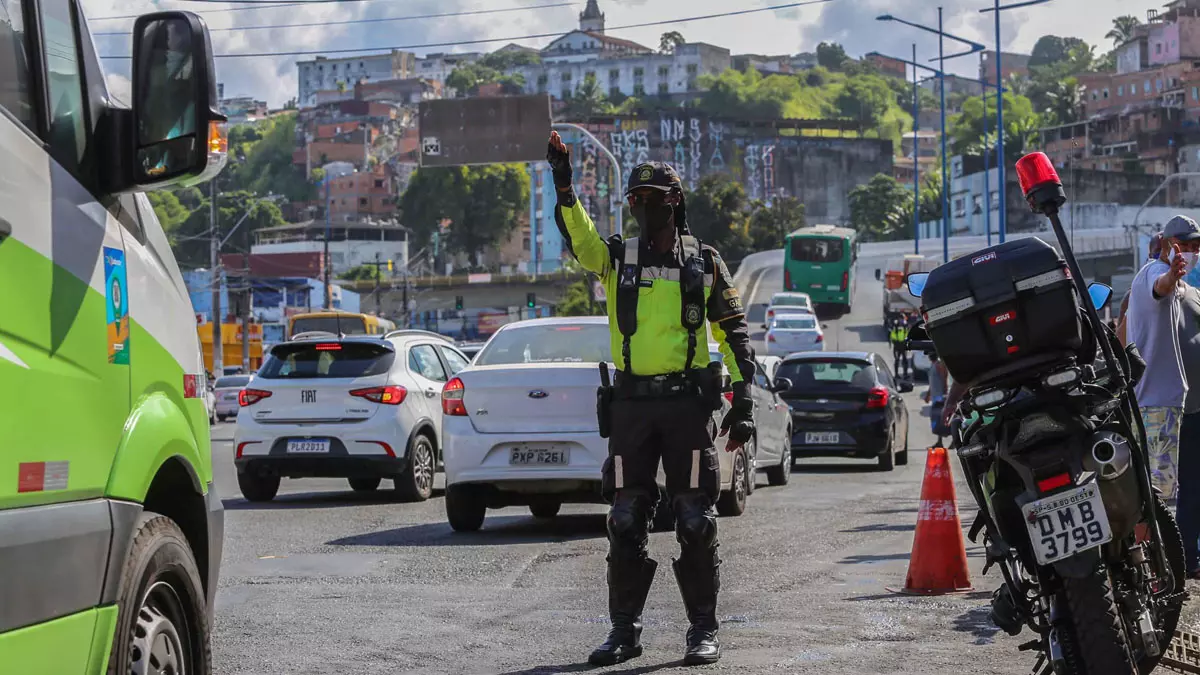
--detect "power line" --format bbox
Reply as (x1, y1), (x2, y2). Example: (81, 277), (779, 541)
(90, 0), (576, 22)
(100, 0), (836, 60)
(92, 2), (576, 36)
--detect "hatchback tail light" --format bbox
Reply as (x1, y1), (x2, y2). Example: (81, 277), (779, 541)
(350, 385), (407, 405)
(239, 388), (272, 407)
(865, 386), (889, 410)
(815, 333), (823, 343)
(443, 377), (467, 416)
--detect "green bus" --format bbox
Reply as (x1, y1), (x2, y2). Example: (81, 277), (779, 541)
(783, 225), (859, 314)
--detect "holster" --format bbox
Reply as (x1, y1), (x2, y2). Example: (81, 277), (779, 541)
(598, 362), (614, 439)
(688, 362), (729, 412)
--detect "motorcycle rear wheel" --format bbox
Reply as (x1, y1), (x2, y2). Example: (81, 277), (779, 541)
(1137, 495), (1186, 674)
(1062, 566), (1136, 675)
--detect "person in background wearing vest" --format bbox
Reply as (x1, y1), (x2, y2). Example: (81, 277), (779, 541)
(548, 132), (756, 667)
(889, 313), (910, 379)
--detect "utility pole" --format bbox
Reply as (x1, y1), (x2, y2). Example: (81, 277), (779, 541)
(241, 223), (252, 373)
(373, 251), (382, 317)
(402, 271), (409, 328)
(209, 179), (223, 376)
(323, 176), (333, 309)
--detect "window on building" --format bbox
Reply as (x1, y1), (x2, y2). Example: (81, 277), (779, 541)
(359, 198), (368, 207)
(1157, 43), (1163, 55)
(561, 72), (572, 82)
(687, 64), (699, 76)
(658, 82), (669, 95)
(609, 69), (620, 81)
(972, 194), (983, 215)
(1118, 85), (1124, 97)
(633, 67), (644, 78)
(1103, 88), (1109, 99)
(522, 236), (531, 251)
(634, 84), (645, 96)
(610, 86), (621, 98)
(561, 88), (570, 101)
(375, 179), (384, 188)
(1145, 80), (1151, 94)
(990, 190), (999, 211)
(585, 71), (595, 82)
(537, 74), (548, 87)
(658, 65), (670, 78)
(1157, 79), (1163, 92)
(1091, 90), (1098, 101)
(953, 197), (966, 218)
(1194, 87), (1200, 101)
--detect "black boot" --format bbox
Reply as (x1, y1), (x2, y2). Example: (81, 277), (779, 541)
(672, 558), (721, 666)
(589, 557), (657, 666)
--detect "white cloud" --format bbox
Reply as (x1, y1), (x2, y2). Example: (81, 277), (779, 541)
(80, 0), (1159, 108)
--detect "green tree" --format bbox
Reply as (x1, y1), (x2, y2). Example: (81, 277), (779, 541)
(748, 196), (805, 251)
(848, 173), (912, 241)
(836, 74), (895, 128)
(816, 42), (848, 70)
(696, 68), (806, 119)
(339, 265), (381, 281)
(562, 73), (616, 120)
(1029, 35), (1089, 68)
(147, 190), (190, 233)
(221, 114), (318, 203)
(659, 31), (686, 54)
(686, 173), (753, 260)
(1106, 15), (1141, 46)
(170, 191), (286, 266)
(556, 266), (604, 317)
(398, 164), (530, 266)
(949, 92), (1039, 156)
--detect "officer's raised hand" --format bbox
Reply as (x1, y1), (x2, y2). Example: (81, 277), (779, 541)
(719, 381), (755, 452)
(548, 131), (573, 190)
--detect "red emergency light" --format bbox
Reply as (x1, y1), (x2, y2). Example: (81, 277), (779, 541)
(1015, 152), (1066, 215)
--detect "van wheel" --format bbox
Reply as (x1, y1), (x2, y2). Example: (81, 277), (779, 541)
(396, 433), (435, 502)
(107, 513), (210, 675)
(446, 485), (486, 532)
(716, 451), (749, 517)
(348, 477), (381, 492)
(237, 472), (279, 502)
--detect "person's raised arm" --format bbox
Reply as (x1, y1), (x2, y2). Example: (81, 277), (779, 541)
(1154, 241), (1188, 300)
(548, 131), (611, 279)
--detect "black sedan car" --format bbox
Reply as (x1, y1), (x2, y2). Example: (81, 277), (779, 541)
(777, 351), (912, 471)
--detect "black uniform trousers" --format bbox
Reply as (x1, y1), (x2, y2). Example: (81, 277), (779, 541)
(599, 393), (721, 633)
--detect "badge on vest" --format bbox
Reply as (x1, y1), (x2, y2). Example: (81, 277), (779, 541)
(685, 303), (703, 326)
(619, 264), (639, 290)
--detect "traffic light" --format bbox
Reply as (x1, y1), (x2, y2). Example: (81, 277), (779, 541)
(526, 293), (536, 309)
(455, 295), (464, 311)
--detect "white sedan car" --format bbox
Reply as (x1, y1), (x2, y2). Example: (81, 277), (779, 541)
(763, 313), (824, 357)
(441, 317), (751, 532)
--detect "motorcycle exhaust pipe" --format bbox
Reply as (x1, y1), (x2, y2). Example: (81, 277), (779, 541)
(1084, 431), (1142, 540)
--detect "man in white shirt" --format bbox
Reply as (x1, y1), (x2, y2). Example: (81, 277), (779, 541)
(1126, 216), (1200, 502)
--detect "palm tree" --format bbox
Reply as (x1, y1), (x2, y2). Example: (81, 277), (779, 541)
(1043, 77), (1082, 125)
(1106, 15), (1141, 47)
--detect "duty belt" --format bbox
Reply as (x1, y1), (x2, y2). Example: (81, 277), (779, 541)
(613, 371), (701, 400)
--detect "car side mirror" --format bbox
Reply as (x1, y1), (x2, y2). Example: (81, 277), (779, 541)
(130, 12), (227, 190)
(771, 378), (793, 393)
(906, 272), (930, 298)
(898, 381), (914, 393)
(1087, 282), (1113, 311)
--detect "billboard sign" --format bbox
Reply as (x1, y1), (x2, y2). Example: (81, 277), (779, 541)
(418, 94), (552, 167)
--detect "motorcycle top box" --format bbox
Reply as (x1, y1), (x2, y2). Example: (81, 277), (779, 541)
(921, 237), (1082, 384)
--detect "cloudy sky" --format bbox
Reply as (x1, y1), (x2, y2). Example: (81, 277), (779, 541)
(83, 0), (1159, 108)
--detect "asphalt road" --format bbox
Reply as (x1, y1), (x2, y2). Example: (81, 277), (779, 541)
(208, 261), (1053, 675)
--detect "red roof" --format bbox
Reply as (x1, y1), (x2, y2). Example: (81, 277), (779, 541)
(581, 31), (651, 53)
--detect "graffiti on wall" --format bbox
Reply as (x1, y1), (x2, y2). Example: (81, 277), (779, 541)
(564, 114), (890, 226)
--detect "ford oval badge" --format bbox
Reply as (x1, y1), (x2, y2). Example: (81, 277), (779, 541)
(528, 390), (549, 399)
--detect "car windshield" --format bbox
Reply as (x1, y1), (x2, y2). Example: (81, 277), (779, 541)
(776, 359), (874, 390)
(214, 376), (251, 388)
(475, 324), (611, 365)
(771, 295), (810, 307)
(258, 342), (395, 379)
(773, 316), (817, 330)
(790, 237), (844, 263)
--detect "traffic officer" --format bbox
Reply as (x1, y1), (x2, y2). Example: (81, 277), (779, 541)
(890, 313), (910, 379)
(547, 132), (757, 667)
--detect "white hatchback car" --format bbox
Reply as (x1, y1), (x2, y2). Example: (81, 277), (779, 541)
(233, 331), (472, 502)
(442, 317), (752, 532)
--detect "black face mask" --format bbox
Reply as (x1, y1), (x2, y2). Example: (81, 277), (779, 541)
(631, 202), (674, 238)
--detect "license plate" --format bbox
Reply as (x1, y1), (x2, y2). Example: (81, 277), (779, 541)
(510, 447), (569, 465)
(1022, 483), (1113, 566)
(287, 439), (330, 454)
(805, 431), (840, 444)
(223, 393), (238, 400)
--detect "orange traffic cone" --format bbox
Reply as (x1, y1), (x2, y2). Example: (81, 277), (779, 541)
(891, 447), (973, 595)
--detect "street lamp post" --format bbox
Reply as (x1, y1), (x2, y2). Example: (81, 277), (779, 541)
(877, 10), (985, 263)
(912, 43), (920, 255)
(980, 0), (1054, 243)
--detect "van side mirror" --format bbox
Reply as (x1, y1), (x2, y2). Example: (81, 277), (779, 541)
(131, 12), (227, 190)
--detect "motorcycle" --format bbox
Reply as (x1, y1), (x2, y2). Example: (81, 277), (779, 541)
(903, 153), (1187, 675)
